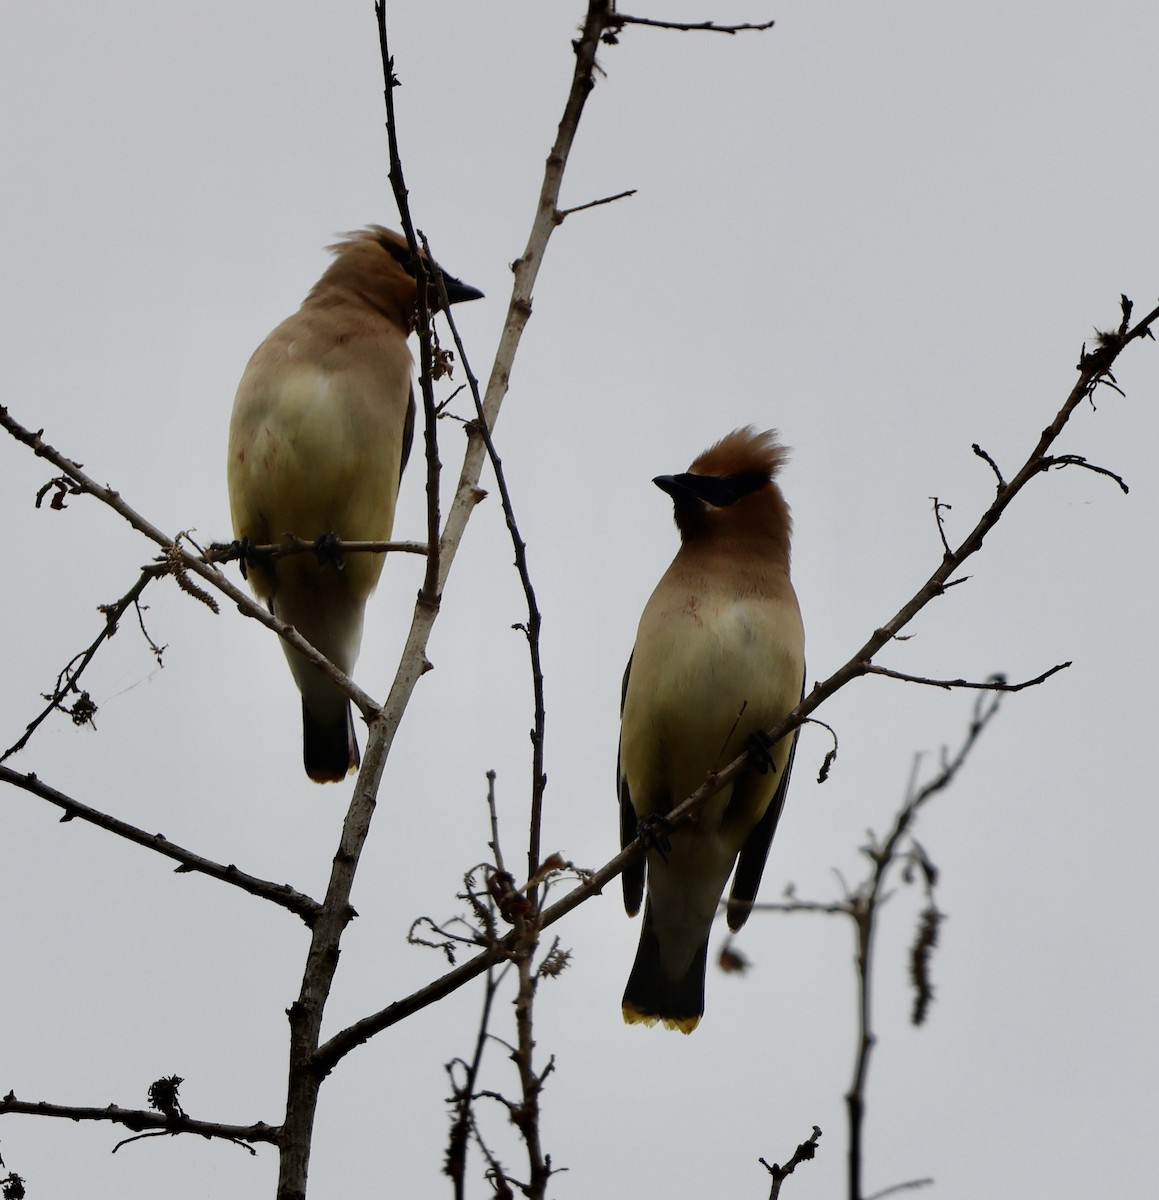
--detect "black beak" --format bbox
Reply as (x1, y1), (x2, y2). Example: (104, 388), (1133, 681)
(439, 273), (485, 307)
(653, 473), (695, 500)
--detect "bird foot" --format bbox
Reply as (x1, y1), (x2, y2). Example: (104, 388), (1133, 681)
(313, 531), (345, 570)
(234, 536), (271, 582)
(637, 812), (674, 859)
(745, 729), (777, 774)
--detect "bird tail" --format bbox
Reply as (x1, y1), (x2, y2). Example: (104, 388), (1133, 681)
(302, 697), (360, 783)
(621, 906), (709, 1035)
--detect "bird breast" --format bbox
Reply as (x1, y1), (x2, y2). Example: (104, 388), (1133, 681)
(620, 581), (803, 820)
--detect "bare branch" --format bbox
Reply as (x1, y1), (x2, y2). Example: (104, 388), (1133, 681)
(0, 407), (383, 724)
(555, 189), (637, 221)
(0, 766), (321, 922)
(744, 898), (851, 917)
(507, 898), (554, 1199)
(929, 496), (953, 557)
(971, 442), (1006, 489)
(610, 14), (775, 35)
(312, 821), (650, 1073)
(1, 568), (156, 763)
(204, 537), (428, 565)
(0, 1094), (277, 1148)
(864, 1180), (935, 1200)
(759, 1125), (822, 1199)
(1044, 453), (1129, 493)
(841, 690), (1003, 1200)
(113, 1126), (258, 1155)
(379, 42), (443, 612)
(864, 663), (1071, 692)
(428, 263), (549, 897)
(444, 963), (504, 1198)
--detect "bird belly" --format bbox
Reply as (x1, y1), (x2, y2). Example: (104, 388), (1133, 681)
(622, 596), (802, 819)
(619, 593), (803, 982)
(229, 365), (405, 600)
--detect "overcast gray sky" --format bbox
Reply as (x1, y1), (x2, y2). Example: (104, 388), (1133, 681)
(3, 2), (1158, 1198)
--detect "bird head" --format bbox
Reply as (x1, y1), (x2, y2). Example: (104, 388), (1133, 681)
(312, 226), (483, 329)
(654, 426), (792, 552)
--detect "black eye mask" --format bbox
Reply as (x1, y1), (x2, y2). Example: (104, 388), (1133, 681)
(653, 470), (766, 508)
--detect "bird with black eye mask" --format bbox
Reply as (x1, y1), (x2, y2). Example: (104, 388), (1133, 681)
(618, 426), (806, 1032)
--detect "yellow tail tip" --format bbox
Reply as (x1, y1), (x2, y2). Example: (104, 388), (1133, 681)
(622, 1004), (700, 1035)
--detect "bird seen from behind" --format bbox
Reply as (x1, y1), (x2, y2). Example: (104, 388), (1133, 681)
(227, 226), (482, 782)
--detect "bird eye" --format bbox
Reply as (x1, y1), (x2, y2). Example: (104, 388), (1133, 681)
(720, 471), (766, 504)
(681, 471), (766, 507)
(378, 236), (421, 278)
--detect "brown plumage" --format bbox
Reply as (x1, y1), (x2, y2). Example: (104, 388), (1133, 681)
(227, 227), (481, 782)
(618, 427), (805, 1031)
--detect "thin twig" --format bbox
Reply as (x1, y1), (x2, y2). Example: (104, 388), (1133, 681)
(205, 538), (427, 564)
(745, 898), (850, 917)
(1044, 453), (1129, 493)
(499, 785), (554, 1199)
(840, 691), (1001, 1200)
(929, 497), (953, 558)
(0, 407), (382, 724)
(1, 567), (156, 763)
(864, 1180), (934, 1200)
(428, 265), (549, 899)
(760, 1125), (822, 1200)
(444, 962), (504, 1199)
(971, 443), (1005, 489)
(610, 15), (775, 35)
(0, 766), (321, 922)
(555, 189), (637, 221)
(750, 696), (998, 1199)
(863, 662), (1071, 692)
(112, 1128), (258, 1155)
(379, 30), (442, 610)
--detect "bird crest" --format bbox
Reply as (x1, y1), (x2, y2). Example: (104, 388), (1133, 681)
(689, 426), (789, 482)
(327, 225), (411, 258)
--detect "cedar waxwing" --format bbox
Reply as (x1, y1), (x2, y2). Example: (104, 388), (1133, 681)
(227, 227), (482, 782)
(618, 427), (805, 1032)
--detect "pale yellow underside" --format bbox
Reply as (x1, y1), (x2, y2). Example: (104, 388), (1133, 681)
(620, 568), (805, 981)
